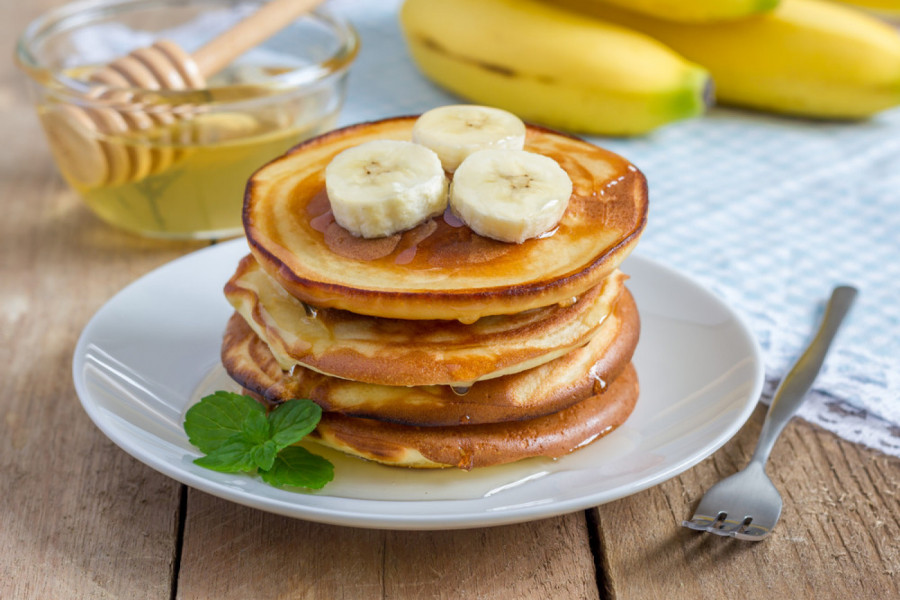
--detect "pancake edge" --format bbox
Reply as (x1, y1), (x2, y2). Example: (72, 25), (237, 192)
(307, 362), (639, 470)
(222, 288), (640, 426)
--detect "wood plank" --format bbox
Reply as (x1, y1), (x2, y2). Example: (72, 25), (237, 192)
(176, 491), (385, 600)
(176, 490), (600, 599)
(0, 7), (206, 590)
(0, 146), (195, 598)
(381, 513), (598, 599)
(593, 404), (900, 599)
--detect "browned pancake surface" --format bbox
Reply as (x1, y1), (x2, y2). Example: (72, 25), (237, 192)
(244, 116), (647, 321)
(222, 288), (640, 426)
(309, 363), (639, 469)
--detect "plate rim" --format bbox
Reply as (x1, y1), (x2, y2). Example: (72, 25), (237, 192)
(72, 238), (764, 530)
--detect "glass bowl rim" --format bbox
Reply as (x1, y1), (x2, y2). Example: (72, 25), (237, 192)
(14, 0), (360, 104)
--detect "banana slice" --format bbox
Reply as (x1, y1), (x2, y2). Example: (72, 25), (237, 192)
(325, 140), (448, 238)
(412, 105), (526, 172)
(450, 149), (572, 244)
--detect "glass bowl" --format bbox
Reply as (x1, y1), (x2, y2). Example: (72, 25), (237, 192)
(16, 0), (358, 239)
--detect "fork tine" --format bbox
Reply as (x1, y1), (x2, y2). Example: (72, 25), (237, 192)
(731, 520), (773, 540)
(684, 511), (727, 526)
(681, 517), (710, 531)
(733, 516), (754, 536)
(682, 513), (773, 540)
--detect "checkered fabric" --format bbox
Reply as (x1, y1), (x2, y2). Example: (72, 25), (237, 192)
(332, 0), (900, 457)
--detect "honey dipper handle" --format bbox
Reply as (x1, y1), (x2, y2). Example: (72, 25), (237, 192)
(191, 0), (326, 78)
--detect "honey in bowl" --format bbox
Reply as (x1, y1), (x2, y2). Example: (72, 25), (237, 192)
(40, 70), (338, 238)
(16, 0), (359, 239)
(74, 117), (333, 239)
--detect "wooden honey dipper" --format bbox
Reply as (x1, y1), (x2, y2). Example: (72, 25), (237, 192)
(44, 0), (326, 189)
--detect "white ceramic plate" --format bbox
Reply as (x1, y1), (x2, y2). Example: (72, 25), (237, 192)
(73, 238), (764, 530)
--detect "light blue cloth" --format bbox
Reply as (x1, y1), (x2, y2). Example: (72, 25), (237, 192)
(332, 0), (900, 456)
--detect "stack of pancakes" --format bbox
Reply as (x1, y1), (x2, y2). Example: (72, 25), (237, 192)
(222, 116), (648, 470)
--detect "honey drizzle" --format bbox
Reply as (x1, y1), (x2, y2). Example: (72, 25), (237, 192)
(295, 135), (639, 277)
(309, 209), (334, 233)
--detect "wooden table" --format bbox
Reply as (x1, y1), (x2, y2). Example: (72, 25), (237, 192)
(3, 2), (899, 597)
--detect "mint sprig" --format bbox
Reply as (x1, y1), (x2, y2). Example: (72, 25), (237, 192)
(184, 392), (333, 489)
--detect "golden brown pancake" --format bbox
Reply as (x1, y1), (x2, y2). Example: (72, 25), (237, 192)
(221, 287), (639, 426)
(306, 363), (639, 469)
(244, 116), (647, 322)
(225, 253), (627, 386)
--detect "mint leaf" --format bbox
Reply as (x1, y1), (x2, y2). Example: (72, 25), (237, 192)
(260, 446), (334, 489)
(193, 432), (276, 472)
(241, 409), (270, 445)
(194, 434), (260, 472)
(268, 399), (322, 449)
(185, 391), (266, 454)
(250, 439), (278, 471)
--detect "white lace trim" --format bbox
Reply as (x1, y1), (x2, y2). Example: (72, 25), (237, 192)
(705, 278), (899, 458)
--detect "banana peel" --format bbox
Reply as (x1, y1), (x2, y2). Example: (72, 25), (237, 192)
(555, 0), (900, 119)
(399, 0), (711, 136)
(831, 0), (900, 16)
(579, 0), (780, 23)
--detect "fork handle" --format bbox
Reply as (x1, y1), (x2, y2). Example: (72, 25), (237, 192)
(750, 285), (858, 467)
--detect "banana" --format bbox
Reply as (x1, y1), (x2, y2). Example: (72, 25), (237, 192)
(554, 0), (900, 118)
(399, 0), (711, 136)
(580, 0), (779, 23)
(450, 149), (573, 244)
(325, 140), (448, 238)
(412, 105), (526, 172)
(831, 0), (900, 16)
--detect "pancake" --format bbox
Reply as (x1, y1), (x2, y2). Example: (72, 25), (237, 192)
(244, 116), (647, 322)
(221, 287), (639, 426)
(225, 253), (627, 386)
(305, 363), (639, 469)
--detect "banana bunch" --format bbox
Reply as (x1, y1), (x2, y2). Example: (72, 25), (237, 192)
(399, 0), (711, 136)
(558, 0), (900, 119)
(326, 105), (572, 243)
(400, 0), (900, 134)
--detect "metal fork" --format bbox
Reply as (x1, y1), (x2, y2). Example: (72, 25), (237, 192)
(682, 285), (858, 540)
